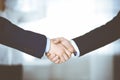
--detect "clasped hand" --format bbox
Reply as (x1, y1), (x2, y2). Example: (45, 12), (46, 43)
(46, 37), (76, 64)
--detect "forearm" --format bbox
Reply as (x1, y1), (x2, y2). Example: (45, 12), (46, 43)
(73, 11), (120, 56)
(0, 17), (47, 58)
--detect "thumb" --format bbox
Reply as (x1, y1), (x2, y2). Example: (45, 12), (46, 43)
(52, 38), (61, 44)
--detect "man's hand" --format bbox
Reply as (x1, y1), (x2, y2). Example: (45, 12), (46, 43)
(46, 39), (72, 64)
(53, 37), (76, 53)
(46, 37), (76, 64)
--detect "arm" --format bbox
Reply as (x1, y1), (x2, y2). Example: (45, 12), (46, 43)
(0, 17), (47, 58)
(51, 11), (120, 60)
(0, 17), (72, 63)
(73, 11), (120, 56)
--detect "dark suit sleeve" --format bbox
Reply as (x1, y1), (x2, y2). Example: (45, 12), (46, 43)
(0, 17), (47, 58)
(73, 11), (120, 56)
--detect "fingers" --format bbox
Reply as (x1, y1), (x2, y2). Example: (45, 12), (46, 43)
(46, 53), (60, 64)
(46, 38), (73, 64)
(52, 56), (59, 62)
(64, 48), (72, 58)
(54, 59), (60, 64)
(53, 37), (76, 53)
(52, 38), (61, 44)
(62, 54), (69, 61)
(60, 37), (76, 53)
(46, 52), (69, 64)
(46, 53), (56, 60)
(58, 44), (69, 62)
(61, 48), (71, 61)
(58, 48), (72, 64)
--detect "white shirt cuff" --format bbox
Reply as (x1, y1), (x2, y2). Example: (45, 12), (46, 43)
(70, 40), (80, 57)
(45, 38), (50, 53)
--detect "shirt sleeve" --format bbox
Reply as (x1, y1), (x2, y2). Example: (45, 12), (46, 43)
(70, 40), (80, 57)
(44, 38), (51, 53)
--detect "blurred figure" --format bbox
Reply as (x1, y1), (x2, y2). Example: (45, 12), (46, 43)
(0, 0), (5, 11)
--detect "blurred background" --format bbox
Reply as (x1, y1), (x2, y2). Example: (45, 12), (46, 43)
(0, 0), (120, 80)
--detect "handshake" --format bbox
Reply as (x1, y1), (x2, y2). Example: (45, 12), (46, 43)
(46, 37), (78, 64)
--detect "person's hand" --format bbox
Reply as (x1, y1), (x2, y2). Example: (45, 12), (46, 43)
(46, 37), (76, 64)
(52, 37), (76, 53)
(46, 39), (72, 64)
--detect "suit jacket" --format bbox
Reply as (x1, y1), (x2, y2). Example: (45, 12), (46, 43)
(0, 11), (120, 59)
(0, 17), (47, 58)
(73, 11), (120, 56)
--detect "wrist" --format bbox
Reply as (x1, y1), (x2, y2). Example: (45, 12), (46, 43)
(45, 38), (51, 53)
(70, 40), (80, 57)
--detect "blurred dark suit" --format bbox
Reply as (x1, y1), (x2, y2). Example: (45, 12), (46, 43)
(73, 11), (120, 56)
(0, 17), (47, 58)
